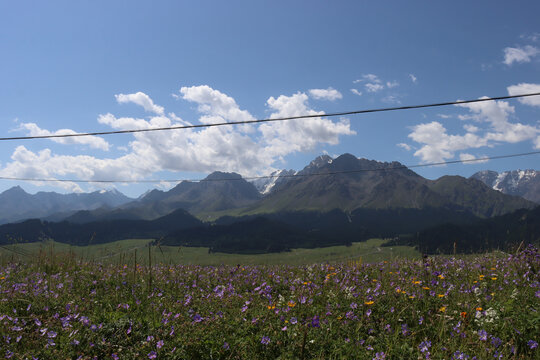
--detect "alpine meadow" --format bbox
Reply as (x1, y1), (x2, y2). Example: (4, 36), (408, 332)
(1, 2), (539, 359)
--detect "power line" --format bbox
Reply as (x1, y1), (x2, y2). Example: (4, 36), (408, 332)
(1, 92), (539, 141)
(1, 149), (539, 184)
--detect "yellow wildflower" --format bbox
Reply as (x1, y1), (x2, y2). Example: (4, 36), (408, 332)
(364, 301), (374, 305)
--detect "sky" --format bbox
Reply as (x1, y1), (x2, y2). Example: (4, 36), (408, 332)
(0, 1), (539, 198)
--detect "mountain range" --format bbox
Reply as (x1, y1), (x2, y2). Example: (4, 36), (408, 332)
(0, 186), (132, 225)
(0, 153), (538, 254)
(471, 169), (540, 203)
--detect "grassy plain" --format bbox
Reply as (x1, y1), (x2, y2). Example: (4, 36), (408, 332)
(0, 238), (420, 266)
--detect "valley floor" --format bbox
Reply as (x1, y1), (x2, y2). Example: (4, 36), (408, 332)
(0, 238), (419, 266)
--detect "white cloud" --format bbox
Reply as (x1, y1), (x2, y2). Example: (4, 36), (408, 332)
(179, 85), (255, 126)
(259, 92), (355, 158)
(437, 114), (452, 119)
(459, 153), (488, 164)
(365, 83), (384, 93)
(17, 122), (110, 151)
(1, 86), (356, 191)
(397, 143), (411, 151)
(308, 87), (343, 101)
(408, 97), (540, 163)
(503, 45), (540, 65)
(354, 74), (399, 93)
(455, 97), (515, 132)
(350, 88), (362, 96)
(115, 92), (165, 115)
(409, 74), (417, 83)
(463, 124), (479, 133)
(408, 121), (486, 163)
(507, 83), (540, 107)
(382, 95), (401, 104)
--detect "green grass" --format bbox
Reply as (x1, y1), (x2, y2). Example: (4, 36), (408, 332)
(0, 244), (537, 359)
(0, 238), (420, 266)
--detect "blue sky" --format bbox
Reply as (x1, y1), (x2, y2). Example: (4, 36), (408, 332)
(1, 1), (539, 197)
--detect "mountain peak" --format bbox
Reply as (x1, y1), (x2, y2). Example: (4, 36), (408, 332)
(309, 154), (333, 168)
(471, 169), (540, 203)
(204, 171), (243, 181)
(2, 186), (27, 196)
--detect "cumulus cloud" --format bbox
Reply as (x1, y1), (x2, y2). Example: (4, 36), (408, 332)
(259, 92), (355, 158)
(17, 122), (110, 151)
(386, 81), (399, 88)
(408, 121), (486, 163)
(115, 92), (165, 115)
(507, 83), (540, 107)
(350, 89), (362, 96)
(409, 74), (417, 83)
(503, 45), (540, 65)
(408, 96), (540, 163)
(308, 87), (343, 101)
(1, 86), (355, 190)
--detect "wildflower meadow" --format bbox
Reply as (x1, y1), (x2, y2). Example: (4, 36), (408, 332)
(0, 245), (538, 359)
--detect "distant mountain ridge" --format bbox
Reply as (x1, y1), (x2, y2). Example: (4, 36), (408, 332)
(471, 169), (540, 203)
(0, 186), (133, 224)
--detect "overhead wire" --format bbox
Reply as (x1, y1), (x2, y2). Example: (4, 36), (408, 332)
(0, 149), (539, 184)
(0, 92), (539, 141)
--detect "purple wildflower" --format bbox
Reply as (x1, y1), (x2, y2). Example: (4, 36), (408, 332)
(261, 336), (270, 345)
(491, 336), (502, 348)
(373, 352), (386, 360)
(478, 330), (488, 341)
(451, 351), (469, 360)
(157, 340), (164, 349)
(419, 340), (431, 353)
(401, 323), (410, 336)
(148, 351), (157, 359)
(529, 340), (538, 349)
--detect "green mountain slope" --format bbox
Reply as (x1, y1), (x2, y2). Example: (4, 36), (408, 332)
(243, 154), (534, 217)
